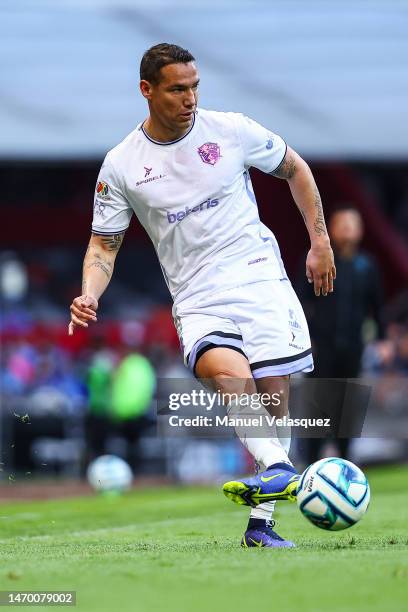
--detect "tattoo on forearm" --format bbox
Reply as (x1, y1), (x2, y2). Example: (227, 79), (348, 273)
(86, 261), (112, 279)
(101, 234), (124, 251)
(313, 186), (327, 236)
(272, 152), (296, 180)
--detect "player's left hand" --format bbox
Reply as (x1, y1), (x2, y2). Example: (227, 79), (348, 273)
(306, 242), (336, 296)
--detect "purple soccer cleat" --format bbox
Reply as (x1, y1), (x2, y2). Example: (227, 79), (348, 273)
(241, 520), (295, 548)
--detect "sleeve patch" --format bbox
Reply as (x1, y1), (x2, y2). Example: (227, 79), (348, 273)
(95, 181), (110, 200)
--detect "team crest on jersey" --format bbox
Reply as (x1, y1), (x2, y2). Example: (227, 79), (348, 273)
(96, 181), (110, 199)
(197, 142), (221, 166)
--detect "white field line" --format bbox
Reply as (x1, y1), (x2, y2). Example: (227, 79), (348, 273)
(0, 511), (228, 544)
(0, 523), (139, 544)
(0, 512), (42, 520)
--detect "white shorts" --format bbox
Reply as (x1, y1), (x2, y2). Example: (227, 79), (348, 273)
(173, 279), (314, 378)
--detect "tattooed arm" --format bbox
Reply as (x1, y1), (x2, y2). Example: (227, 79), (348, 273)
(68, 232), (125, 335)
(272, 146), (336, 296)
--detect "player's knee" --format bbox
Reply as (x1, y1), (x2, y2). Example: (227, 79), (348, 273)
(196, 347), (251, 377)
(195, 350), (256, 397)
(212, 372), (256, 397)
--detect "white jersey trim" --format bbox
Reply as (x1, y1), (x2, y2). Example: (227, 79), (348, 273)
(268, 141), (288, 175)
(92, 226), (128, 235)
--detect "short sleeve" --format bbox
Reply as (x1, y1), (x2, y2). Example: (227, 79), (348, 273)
(234, 114), (287, 173)
(92, 155), (133, 234)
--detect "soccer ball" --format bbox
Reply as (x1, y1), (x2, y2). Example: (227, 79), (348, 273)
(297, 457), (370, 531)
(87, 455), (133, 493)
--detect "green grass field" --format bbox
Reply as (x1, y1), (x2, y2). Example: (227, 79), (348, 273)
(0, 465), (407, 612)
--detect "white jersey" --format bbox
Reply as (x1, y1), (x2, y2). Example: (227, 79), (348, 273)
(92, 108), (288, 308)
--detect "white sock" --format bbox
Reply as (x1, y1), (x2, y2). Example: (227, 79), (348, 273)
(226, 396), (292, 525)
(227, 397), (292, 468)
(248, 459), (274, 520)
(277, 418), (292, 455)
(250, 501), (276, 521)
(250, 425), (294, 522)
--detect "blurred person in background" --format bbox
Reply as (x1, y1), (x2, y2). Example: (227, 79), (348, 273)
(85, 332), (156, 471)
(68, 43), (336, 548)
(297, 207), (384, 463)
(85, 336), (117, 462)
(363, 289), (408, 377)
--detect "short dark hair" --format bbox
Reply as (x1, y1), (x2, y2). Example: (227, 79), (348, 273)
(140, 43), (195, 84)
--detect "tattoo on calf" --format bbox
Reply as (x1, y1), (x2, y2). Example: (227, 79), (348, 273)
(101, 234), (124, 251)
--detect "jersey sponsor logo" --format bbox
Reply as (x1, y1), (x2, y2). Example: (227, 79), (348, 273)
(96, 181), (110, 199)
(136, 172), (166, 187)
(197, 142), (221, 166)
(167, 198), (219, 224)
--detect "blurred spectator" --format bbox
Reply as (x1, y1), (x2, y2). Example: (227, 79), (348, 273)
(85, 350), (156, 473)
(362, 285), (408, 376)
(297, 207), (384, 463)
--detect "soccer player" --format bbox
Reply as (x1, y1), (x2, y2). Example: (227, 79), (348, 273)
(68, 43), (336, 548)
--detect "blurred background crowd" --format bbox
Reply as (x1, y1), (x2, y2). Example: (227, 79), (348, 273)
(1, 0), (408, 486)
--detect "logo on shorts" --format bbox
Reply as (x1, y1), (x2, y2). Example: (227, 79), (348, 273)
(96, 181), (110, 200)
(144, 166), (152, 177)
(288, 309), (301, 330)
(288, 308), (303, 349)
(197, 142), (221, 166)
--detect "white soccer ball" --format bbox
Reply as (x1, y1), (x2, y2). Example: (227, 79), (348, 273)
(297, 457), (370, 531)
(87, 455), (133, 493)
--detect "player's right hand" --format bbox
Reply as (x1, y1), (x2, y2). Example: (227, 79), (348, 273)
(68, 294), (98, 336)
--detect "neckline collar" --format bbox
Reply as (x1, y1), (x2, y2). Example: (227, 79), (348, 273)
(141, 112), (196, 146)
(140, 111), (197, 147)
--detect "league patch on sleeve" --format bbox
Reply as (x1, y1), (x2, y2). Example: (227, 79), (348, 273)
(95, 181), (110, 200)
